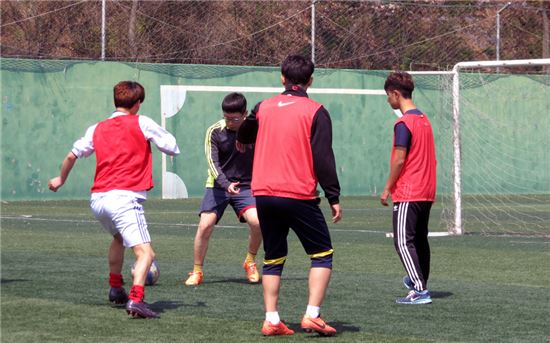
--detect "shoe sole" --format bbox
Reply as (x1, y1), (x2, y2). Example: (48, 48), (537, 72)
(244, 266), (260, 283)
(110, 300), (128, 307)
(126, 309), (159, 319)
(262, 332), (294, 336)
(302, 327), (336, 336)
(184, 278), (202, 286)
(262, 328), (294, 336)
(395, 299), (432, 305)
(127, 310), (142, 318)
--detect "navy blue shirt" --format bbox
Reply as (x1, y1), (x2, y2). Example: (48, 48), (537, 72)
(394, 109), (423, 149)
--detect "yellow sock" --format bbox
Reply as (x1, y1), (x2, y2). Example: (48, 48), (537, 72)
(193, 264), (203, 273)
(245, 252), (256, 263)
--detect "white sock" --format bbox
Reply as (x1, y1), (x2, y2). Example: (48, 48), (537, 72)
(265, 311), (280, 325)
(306, 305), (320, 318)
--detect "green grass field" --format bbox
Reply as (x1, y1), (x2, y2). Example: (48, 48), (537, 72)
(1, 197), (549, 342)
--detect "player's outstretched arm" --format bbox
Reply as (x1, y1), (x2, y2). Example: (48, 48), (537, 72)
(48, 152), (77, 192)
(139, 116), (180, 156)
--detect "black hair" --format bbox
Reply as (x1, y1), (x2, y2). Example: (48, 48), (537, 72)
(221, 92), (247, 113)
(384, 72), (415, 99)
(281, 54), (314, 86)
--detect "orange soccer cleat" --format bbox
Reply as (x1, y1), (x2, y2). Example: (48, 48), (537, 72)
(301, 315), (337, 336)
(243, 261), (260, 283)
(184, 271), (203, 286)
(261, 320), (295, 336)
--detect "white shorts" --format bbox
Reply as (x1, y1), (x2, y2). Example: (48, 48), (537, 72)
(90, 193), (151, 248)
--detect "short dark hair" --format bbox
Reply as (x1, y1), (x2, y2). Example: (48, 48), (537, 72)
(221, 92), (247, 114)
(281, 54), (314, 86)
(384, 72), (414, 99)
(114, 81), (145, 108)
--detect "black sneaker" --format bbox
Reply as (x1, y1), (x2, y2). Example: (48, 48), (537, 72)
(126, 300), (160, 318)
(109, 287), (129, 305)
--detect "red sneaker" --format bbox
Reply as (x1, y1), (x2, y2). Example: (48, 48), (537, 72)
(301, 315), (337, 336)
(261, 320), (295, 336)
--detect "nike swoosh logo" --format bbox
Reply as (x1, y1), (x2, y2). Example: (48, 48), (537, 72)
(277, 101), (295, 107)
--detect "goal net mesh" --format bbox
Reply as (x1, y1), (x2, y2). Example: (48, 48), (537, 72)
(431, 68), (550, 236)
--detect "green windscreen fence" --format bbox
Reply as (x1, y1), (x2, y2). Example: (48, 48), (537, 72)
(0, 58), (430, 201)
(1, 58), (548, 207)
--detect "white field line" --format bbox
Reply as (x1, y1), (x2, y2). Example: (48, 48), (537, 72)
(509, 241), (550, 244)
(385, 232), (451, 238)
(1, 215), (238, 229)
(1, 215), (389, 233)
(156, 208), (389, 214)
(4, 216), (546, 240)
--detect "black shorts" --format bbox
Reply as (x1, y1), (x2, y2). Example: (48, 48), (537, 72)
(256, 196), (333, 261)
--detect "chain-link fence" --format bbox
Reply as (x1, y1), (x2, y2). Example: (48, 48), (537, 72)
(1, 1), (549, 71)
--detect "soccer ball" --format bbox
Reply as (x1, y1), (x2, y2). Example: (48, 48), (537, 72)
(131, 259), (160, 286)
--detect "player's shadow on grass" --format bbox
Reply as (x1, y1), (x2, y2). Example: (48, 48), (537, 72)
(204, 277), (259, 285)
(331, 322), (361, 333)
(430, 291), (453, 299)
(149, 300), (194, 313)
(205, 276), (308, 285)
(112, 301), (205, 313)
(1, 278), (29, 284)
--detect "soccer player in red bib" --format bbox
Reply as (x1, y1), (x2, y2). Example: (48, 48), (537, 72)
(380, 72), (437, 305)
(48, 81), (180, 318)
(238, 55), (342, 336)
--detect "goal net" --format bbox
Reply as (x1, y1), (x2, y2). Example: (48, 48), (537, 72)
(420, 60), (550, 237)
